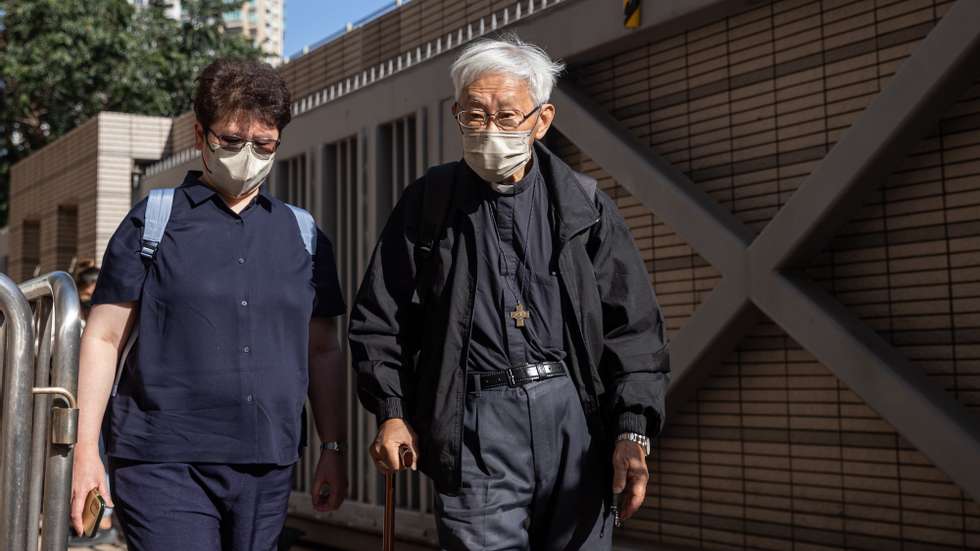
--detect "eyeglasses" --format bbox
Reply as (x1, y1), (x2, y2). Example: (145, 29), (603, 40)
(206, 127), (281, 156)
(455, 105), (542, 131)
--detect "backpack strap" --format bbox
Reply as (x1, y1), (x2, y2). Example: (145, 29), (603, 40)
(112, 330), (138, 397)
(572, 171), (598, 204)
(140, 188), (175, 259)
(285, 203), (317, 255)
(570, 171), (603, 256)
(414, 163), (456, 304)
(113, 188), (176, 396)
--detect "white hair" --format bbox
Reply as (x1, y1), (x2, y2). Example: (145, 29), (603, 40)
(450, 35), (565, 106)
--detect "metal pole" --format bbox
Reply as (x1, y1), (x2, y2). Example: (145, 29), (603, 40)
(27, 301), (54, 551)
(0, 273), (38, 551)
(21, 272), (82, 551)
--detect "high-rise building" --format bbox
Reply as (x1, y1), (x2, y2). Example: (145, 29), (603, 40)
(128, 0), (284, 65)
(223, 0), (285, 65)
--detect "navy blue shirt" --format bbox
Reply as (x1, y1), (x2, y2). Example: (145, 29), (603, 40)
(93, 172), (345, 465)
(467, 155), (566, 372)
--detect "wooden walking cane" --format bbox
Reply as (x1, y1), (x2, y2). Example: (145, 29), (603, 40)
(383, 469), (395, 551)
(383, 445), (411, 551)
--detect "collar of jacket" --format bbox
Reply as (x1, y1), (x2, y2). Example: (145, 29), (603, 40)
(452, 142), (600, 242)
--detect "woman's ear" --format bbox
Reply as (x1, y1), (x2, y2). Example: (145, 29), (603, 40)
(194, 123), (205, 151)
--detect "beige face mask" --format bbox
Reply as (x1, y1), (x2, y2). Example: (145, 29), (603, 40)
(461, 129), (533, 183)
(202, 141), (275, 198)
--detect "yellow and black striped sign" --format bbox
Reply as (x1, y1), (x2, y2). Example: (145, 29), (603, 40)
(624, 0), (640, 29)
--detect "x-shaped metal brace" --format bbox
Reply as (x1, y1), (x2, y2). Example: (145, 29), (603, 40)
(553, 0), (980, 501)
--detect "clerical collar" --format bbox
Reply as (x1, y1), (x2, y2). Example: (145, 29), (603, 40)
(483, 152), (541, 196)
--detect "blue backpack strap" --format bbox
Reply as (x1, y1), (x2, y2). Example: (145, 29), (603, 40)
(286, 203), (317, 256)
(141, 188), (175, 259)
(115, 188), (174, 396)
(113, 330), (137, 397)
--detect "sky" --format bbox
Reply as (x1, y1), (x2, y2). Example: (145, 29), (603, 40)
(283, 0), (397, 60)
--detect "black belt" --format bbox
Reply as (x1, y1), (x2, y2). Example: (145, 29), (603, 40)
(471, 361), (567, 391)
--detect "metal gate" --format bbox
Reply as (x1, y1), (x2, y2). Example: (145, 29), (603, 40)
(0, 271), (82, 551)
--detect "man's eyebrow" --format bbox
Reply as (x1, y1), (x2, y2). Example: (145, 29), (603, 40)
(463, 99), (490, 109)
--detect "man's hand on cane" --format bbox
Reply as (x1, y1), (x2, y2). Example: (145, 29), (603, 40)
(372, 418), (419, 473)
(612, 439), (649, 522)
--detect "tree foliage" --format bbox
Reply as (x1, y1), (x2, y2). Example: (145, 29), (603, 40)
(0, 0), (263, 225)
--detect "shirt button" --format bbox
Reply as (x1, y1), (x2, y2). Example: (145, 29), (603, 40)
(238, 257), (246, 264)
(246, 394), (253, 403)
(242, 346), (251, 354)
(241, 300), (248, 307)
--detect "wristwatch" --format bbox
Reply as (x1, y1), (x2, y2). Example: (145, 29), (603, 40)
(617, 432), (651, 457)
(320, 441), (347, 456)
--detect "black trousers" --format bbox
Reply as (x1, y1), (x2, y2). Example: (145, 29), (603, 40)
(434, 374), (613, 551)
(109, 459), (294, 551)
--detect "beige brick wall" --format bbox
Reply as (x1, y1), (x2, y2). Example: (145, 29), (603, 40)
(552, 0), (979, 548)
(7, 113), (172, 281)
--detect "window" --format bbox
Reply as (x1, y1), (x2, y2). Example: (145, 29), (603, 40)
(376, 114), (418, 233)
(273, 155), (310, 211)
(55, 205), (78, 271)
(21, 220), (40, 281)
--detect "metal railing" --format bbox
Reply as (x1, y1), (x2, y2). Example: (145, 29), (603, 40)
(0, 271), (81, 551)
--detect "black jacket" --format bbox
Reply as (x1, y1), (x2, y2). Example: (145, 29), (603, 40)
(349, 142), (669, 493)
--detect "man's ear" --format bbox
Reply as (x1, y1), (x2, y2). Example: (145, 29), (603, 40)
(533, 104), (556, 141)
(452, 103), (465, 135)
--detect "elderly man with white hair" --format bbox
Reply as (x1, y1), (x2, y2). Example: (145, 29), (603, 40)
(350, 35), (669, 550)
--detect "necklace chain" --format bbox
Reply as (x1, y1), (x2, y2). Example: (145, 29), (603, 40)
(487, 179), (537, 322)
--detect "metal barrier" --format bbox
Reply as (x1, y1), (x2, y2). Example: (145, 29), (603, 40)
(0, 272), (38, 550)
(0, 271), (81, 551)
(24, 272), (82, 551)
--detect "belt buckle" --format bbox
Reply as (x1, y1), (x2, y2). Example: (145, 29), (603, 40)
(506, 369), (518, 387)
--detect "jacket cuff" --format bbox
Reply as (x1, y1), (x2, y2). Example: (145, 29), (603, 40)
(616, 412), (648, 437)
(376, 397), (405, 426)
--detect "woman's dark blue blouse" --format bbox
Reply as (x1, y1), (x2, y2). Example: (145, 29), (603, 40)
(92, 172), (345, 465)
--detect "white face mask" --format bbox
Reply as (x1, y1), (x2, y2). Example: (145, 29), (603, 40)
(202, 141), (275, 198)
(461, 129), (533, 184)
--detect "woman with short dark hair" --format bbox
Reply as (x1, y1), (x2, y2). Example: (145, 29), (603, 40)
(70, 59), (348, 550)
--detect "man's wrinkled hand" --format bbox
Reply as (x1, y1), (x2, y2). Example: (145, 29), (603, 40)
(612, 439), (649, 521)
(370, 418), (419, 473)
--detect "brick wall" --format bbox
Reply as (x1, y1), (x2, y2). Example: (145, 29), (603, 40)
(552, 0), (980, 548)
(7, 113), (172, 280)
